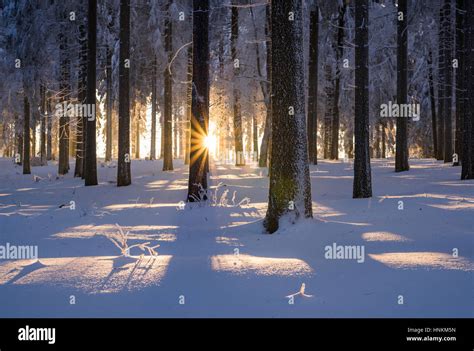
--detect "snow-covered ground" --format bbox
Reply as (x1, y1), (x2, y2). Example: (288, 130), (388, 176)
(0, 157), (472, 317)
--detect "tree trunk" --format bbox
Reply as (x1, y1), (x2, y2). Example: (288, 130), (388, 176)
(85, 0), (98, 186)
(117, 0), (131, 186)
(75, 22), (87, 177)
(15, 115), (23, 165)
(437, 6), (445, 161)
(443, 0), (453, 163)
(461, 0), (474, 179)
(58, 29), (70, 175)
(375, 122), (381, 158)
(381, 121), (386, 158)
(395, 0), (409, 172)
(307, 7), (319, 165)
(31, 117), (36, 159)
(253, 115), (258, 161)
(187, 0), (209, 202)
(323, 63), (333, 159)
(258, 4), (271, 168)
(23, 95), (31, 175)
(353, 0), (372, 198)
(231, 2), (244, 166)
(135, 105), (141, 159)
(264, 0), (312, 234)
(105, 47), (113, 162)
(454, 0), (462, 166)
(184, 45), (192, 165)
(40, 85), (47, 165)
(428, 50), (438, 158)
(150, 56), (157, 160)
(330, 4), (346, 160)
(163, 0), (174, 171)
(46, 91), (52, 161)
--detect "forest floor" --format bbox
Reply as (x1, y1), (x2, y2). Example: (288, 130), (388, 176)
(0, 157), (472, 317)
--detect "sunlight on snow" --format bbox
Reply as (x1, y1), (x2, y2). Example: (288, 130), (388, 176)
(103, 203), (178, 210)
(211, 254), (313, 276)
(0, 204), (53, 217)
(380, 193), (474, 202)
(362, 231), (411, 242)
(0, 256), (172, 294)
(215, 236), (244, 247)
(145, 179), (188, 190)
(426, 202), (474, 211)
(52, 224), (177, 241)
(369, 252), (474, 271)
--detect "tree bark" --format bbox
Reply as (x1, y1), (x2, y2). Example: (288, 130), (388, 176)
(443, 0), (453, 163)
(185, 45), (192, 165)
(307, 7), (319, 165)
(264, 0), (312, 233)
(75, 21), (87, 177)
(437, 6), (445, 161)
(117, 0), (131, 186)
(323, 63), (333, 159)
(150, 56), (157, 161)
(187, 0), (210, 202)
(330, 4), (346, 160)
(395, 0), (409, 172)
(454, 0), (462, 166)
(23, 95), (31, 175)
(353, 0), (372, 198)
(258, 4), (271, 168)
(428, 50), (438, 158)
(40, 85), (46, 165)
(58, 29), (70, 175)
(46, 91), (52, 161)
(163, 0), (174, 171)
(461, 0), (474, 179)
(105, 47), (113, 162)
(135, 106), (140, 159)
(84, 0), (98, 186)
(231, 2), (244, 166)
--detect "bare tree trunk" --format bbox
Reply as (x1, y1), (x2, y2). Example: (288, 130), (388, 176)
(75, 21), (87, 177)
(323, 63), (333, 159)
(185, 46), (192, 165)
(381, 121), (386, 158)
(135, 106), (141, 159)
(117, 0), (131, 186)
(40, 85), (47, 165)
(150, 56), (157, 161)
(23, 95), (31, 175)
(252, 115), (258, 161)
(307, 7), (319, 165)
(353, 0), (372, 198)
(428, 50), (438, 158)
(163, 0), (174, 171)
(437, 5), (445, 161)
(330, 3), (346, 160)
(46, 91), (52, 161)
(15, 115), (23, 165)
(264, 0), (312, 233)
(461, 0), (474, 179)
(258, 4), (271, 168)
(395, 0), (409, 172)
(105, 47), (113, 162)
(58, 28), (70, 175)
(187, 0), (209, 201)
(31, 116), (36, 159)
(443, 0), (453, 163)
(231, 2), (244, 166)
(454, 0), (462, 166)
(85, 0), (98, 186)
